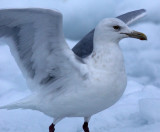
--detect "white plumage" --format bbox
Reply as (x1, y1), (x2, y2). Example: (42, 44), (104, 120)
(0, 8), (147, 131)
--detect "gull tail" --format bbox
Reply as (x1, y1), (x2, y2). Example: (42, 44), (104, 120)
(0, 95), (38, 110)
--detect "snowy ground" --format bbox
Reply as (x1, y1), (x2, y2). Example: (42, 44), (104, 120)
(0, 0), (160, 132)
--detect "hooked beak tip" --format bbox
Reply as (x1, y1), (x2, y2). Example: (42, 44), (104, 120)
(122, 31), (147, 41)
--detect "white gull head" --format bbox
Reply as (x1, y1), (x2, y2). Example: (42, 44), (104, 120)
(94, 18), (147, 45)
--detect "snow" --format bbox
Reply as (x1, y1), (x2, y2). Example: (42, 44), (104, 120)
(0, 0), (160, 132)
(139, 99), (160, 123)
(120, 22), (160, 87)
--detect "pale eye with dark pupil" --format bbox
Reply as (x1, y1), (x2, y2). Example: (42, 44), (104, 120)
(113, 25), (121, 30)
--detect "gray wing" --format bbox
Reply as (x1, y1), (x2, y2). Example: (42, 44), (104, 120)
(116, 9), (146, 25)
(0, 8), (86, 91)
(72, 29), (94, 58)
(72, 9), (146, 58)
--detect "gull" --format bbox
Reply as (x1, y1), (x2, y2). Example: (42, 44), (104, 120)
(0, 8), (147, 132)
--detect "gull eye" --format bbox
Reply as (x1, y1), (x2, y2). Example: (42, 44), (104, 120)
(113, 25), (121, 31)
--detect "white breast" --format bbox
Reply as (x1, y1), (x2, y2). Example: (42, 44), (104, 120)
(39, 43), (127, 118)
(78, 43), (127, 115)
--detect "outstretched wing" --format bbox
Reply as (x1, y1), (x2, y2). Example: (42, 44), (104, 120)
(0, 8), (86, 91)
(116, 9), (146, 25)
(72, 9), (147, 58)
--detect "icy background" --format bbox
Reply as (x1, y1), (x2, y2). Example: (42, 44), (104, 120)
(0, 0), (160, 132)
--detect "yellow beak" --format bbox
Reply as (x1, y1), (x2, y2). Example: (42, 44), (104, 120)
(122, 31), (147, 40)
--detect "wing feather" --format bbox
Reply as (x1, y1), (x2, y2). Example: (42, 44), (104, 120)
(0, 8), (86, 91)
(116, 9), (146, 25)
